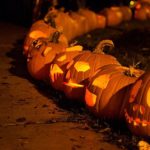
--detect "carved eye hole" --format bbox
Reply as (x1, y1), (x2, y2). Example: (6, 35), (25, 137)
(32, 39), (38, 46)
(42, 47), (52, 57)
(33, 40), (43, 49)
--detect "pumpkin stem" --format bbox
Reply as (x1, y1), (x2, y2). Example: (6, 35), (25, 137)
(44, 7), (57, 28)
(94, 40), (114, 54)
(50, 31), (61, 43)
(124, 65), (143, 77)
(44, 14), (56, 28)
(126, 66), (136, 77)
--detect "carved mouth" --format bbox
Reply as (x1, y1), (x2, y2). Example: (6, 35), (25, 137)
(124, 109), (150, 127)
(27, 54), (33, 62)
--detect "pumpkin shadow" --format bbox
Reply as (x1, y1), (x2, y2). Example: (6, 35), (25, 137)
(6, 39), (30, 79)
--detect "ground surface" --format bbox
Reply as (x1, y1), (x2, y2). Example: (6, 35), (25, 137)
(0, 21), (149, 150)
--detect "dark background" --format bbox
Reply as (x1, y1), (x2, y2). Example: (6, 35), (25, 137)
(0, 0), (131, 27)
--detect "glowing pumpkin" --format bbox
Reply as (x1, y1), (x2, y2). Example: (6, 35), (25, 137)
(23, 19), (68, 56)
(85, 64), (144, 119)
(49, 46), (83, 90)
(124, 72), (150, 136)
(63, 41), (120, 101)
(27, 33), (67, 80)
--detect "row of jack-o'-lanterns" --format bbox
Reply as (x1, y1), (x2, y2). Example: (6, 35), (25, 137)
(24, 6), (150, 137)
(23, 3), (150, 56)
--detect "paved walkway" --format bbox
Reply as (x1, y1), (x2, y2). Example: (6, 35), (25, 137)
(0, 22), (122, 150)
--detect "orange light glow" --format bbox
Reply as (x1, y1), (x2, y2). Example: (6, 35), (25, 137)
(85, 88), (97, 107)
(142, 120), (148, 127)
(66, 60), (74, 70)
(57, 54), (67, 62)
(74, 61), (90, 72)
(66, 45), (83, 52)
(125, 110), (150, 127)
(63, 79), (84, 88)
(140, 105), (145, 115)
(135, 3), (141, 10)
(50, 64), (63, 82)
(92, 74), (110, 89)
(66, 70), (71, 79)
(146, 87), (150, 107)
(129, 79), (142, 103)
(133, 104), (139, 111)
(42, 47), (52, 56)
(133, 118), (140, 126)
(29, 30), (47, 39)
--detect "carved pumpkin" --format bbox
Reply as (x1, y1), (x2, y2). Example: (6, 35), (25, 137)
(101, 7), (123, 27)
(85, 64), (144, 119)
(63, 40), (120, 101)
(49, 45), (83, 90)
(23, 19), (68, 56)
(27, 32), (67, 80)
(124, 72), (150, 136)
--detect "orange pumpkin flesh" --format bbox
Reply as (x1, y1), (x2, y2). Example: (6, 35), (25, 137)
(85, 88), (97, 107)
(64, 79), (84, 88)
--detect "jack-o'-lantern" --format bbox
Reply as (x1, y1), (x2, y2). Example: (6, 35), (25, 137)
(85, 64), (144, 119)
(124, 72), (150, 136)
(27, 32), (67, 80)
(23, 19), (68, 56)
(63, 40), (120, 101)
(49, 45), (83, 90)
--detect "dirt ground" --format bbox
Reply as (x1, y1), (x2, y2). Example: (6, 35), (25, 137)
(0, 20), (149, 150)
